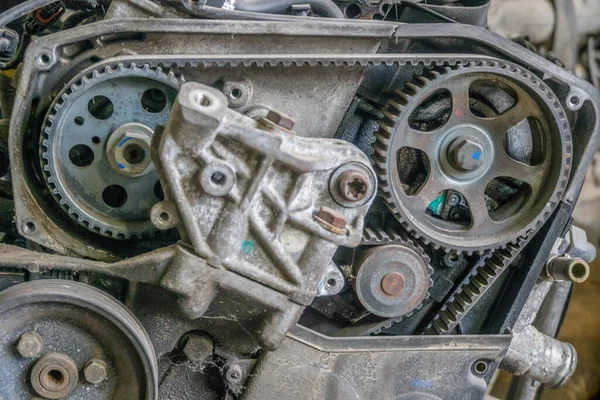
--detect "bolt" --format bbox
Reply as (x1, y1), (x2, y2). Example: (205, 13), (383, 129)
(447, 193), (460, 206)
(338, 170), (369, 202)
(449, 139), (484, 172)
(314, 207), (347, 236)
(106, 123), (154, 177)
(182, 333), (213, 363)
(380, 272), (405, 297)
(315, 207), (346, 228)
(265, 110), (295, 130)
(17, 331), (43, 358)
(225, 363), (244, 384)
(84, 359), (108, 385)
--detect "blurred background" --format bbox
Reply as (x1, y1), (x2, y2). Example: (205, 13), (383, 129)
(484, 0), (600, 398)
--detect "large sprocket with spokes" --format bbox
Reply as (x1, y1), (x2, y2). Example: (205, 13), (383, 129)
(373, 61), (571, 253)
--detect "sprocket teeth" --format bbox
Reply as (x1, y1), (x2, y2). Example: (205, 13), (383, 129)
(40, 62), (184, 240)
(356, 226), (433, 336)
(372, 60), (572, 255)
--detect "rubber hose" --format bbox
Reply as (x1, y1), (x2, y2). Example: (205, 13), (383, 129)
(235, 0), (344, 18)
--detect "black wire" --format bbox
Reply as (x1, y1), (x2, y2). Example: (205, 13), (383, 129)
(0, 0), (62, 27)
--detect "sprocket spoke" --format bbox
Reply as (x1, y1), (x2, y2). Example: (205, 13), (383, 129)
(463, 187), (491, 231)
(492, 151), (546, 190)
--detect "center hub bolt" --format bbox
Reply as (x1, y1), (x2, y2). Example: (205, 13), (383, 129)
(381, 272), (405, 297)
(449, 138), (485, 172)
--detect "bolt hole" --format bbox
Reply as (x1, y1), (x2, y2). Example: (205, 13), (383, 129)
(102, 185), (128, 208)
(141, 88), (167, 113)
(344, 3), (361, 18)
(23, 221), (37, 234)
(69, 144), (94, 167)
(91, 136), (101, 145)
(326, 278), (337, 287)
(230, 88), (242, 99)
(47, 369), (65, 386)
(38, 53), (51, 65)
(159, 212), (170, 222)
(74, 116), (84, 126)
(210, 171), (226, 186)
(473, 360), (488, 375)
(192, 92), (212, 107)
(123, 143), (145, 165)
(569, 95), (580, 107)
(88, 95), (114, 120)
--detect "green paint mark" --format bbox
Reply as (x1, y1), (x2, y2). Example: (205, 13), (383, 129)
(241, 240), (256, 254)
(427, 193), (446, 215)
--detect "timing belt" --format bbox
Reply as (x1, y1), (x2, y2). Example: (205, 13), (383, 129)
(82, 53), (529, 335)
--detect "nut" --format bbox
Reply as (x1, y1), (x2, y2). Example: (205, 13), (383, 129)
(266, 110), (295, 130)
(84, 359), (108, 385)
(106, 123), (154, 177)
(337, 170), (369, 202)
(449, 139), (484, 171)
(17, 331), (43, 358)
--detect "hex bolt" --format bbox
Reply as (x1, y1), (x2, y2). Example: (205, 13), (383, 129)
(265, 110), (295, 130)
(182, 333), (214, 363)
(17, 331), (43, 358)
(337, 170), (369, 202)
(380, 272), (405, 297)
(84, 359), (108, 385)
(449, 139), (484, 171)
(313, 207), (347, 236)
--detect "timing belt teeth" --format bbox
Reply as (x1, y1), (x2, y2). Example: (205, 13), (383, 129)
(424, 242), (522, 335)
(361, 226), (410, 245)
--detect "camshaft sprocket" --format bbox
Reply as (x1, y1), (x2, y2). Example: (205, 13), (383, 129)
(41, 63), (183, 239)
(373, 61), (572, 254)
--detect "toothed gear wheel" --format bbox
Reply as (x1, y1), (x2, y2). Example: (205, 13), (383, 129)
(353, 229), (433, 319)
(41, 63), (183, 239)
(373, 61), (571, 254)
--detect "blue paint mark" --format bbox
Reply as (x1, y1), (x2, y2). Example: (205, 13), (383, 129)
(241, 240), (256, 254)
(118, 137), (132, 147)
(472, 150), (482, 160)
(411, 378), (433, 389)
(117, 163), (125, 169)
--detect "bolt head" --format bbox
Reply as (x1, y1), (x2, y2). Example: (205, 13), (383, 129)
(265, 110), (295, 130)
(381, 272), (405, 297)
(84, 359), (108, 385)
(225, 363), (244, 384)
(183, 334), (213, 363)
(449, 139), (484, 171)
(338, 170), (369, 202)
(17, 332), (43, 358)
(315, 207), (347, 228)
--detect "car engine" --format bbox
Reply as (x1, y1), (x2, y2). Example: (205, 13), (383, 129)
(0, 0), (598, 399)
